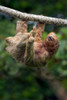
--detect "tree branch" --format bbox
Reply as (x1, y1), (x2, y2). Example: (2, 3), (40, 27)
(0, 5), (67, 26)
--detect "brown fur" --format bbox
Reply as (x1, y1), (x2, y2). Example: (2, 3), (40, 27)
(6, 20), (59, 67)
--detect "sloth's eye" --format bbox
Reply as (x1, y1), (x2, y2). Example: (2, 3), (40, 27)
(48, 35), (53, 41)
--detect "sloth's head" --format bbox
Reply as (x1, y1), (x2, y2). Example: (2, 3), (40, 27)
(44, 32), (59, 55)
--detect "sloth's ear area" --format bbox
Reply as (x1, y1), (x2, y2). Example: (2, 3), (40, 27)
(16, 20), (28, 34)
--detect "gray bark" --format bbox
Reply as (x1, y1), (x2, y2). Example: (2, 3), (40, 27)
(0, 6), (67, 26)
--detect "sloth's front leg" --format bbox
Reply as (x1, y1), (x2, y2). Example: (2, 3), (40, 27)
(6, 20), (36, 64)
(6, 20), (28, 45)
(5, 20), (29, 62)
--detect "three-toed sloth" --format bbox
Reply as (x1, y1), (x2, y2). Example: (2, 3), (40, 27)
(6, 20), (59, 67)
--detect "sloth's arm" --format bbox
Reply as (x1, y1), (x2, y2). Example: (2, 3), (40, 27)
(34, 22), (45, 41)
(16, 20), (28, 34)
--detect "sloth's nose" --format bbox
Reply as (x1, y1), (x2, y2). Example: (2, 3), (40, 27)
(48, 35), (53, 41)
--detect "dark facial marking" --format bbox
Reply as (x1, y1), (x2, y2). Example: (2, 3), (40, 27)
(48, 35), (53, 41)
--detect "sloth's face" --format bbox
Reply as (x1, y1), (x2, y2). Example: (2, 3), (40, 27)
(45, 32), (59, 46)
(44, 32), (59, 54)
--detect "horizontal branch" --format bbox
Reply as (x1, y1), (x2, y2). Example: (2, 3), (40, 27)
(0, 6), (67, 26)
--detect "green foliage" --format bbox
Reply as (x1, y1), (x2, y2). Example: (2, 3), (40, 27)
(0, 20), (16, 38)
(0, 20), (54, 100)
(0, 20), (67, 100)
(0, 0), (67, 99)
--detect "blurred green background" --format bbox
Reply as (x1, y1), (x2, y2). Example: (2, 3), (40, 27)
(0, 0), (67, 100)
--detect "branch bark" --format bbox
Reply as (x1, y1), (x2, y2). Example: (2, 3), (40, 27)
(0, 5), (67, 26)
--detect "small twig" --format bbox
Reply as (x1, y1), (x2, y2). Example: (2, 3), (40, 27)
(0, 6), (67, 26)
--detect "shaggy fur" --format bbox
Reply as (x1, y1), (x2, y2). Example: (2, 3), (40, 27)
(6, 20), (59, 67)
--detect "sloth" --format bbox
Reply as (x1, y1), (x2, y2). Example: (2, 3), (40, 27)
(6, 20), (59, 67)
